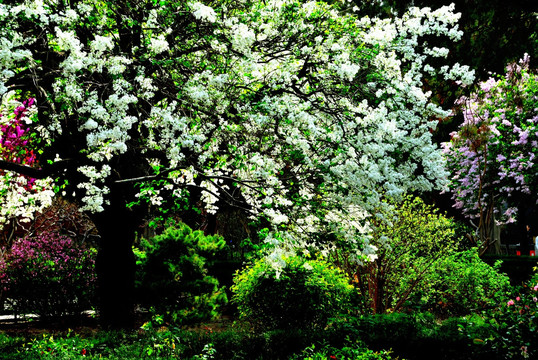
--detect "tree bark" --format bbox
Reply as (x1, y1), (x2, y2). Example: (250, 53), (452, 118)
(91, 195), (140, 329)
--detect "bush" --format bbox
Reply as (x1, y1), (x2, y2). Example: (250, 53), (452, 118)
(411, 249), (511, 317)
(291, 344), (396, 360)
(328, 312), (498, 360)
(135, 222), (228, 324)
(231, 255), (354, 331)
(0, 333), (26, 360)
(0, 231), (96, 318)
(335, 195), (459, 314)
(477, 272), (538, 359)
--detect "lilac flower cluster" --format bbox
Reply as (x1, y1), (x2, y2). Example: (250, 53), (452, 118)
(0, 231), (97, 318)
(443, 54), (538, 224)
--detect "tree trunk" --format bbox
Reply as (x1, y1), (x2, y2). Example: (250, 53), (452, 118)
(491, 218), (501, 254)
(92, 198), (140, 328)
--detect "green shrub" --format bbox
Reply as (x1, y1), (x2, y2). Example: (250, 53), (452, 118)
(351, 312), (420, 352)
(0, 333), (26, 360)
(336, 195), (459, 314)
(291, 344), (396, 360)
(332, 195), (509, 318)
(0, 232), (96, 319)
(410, 249), (511, 317)
(328, 312), (498, 360)
(477, 272), (538, 359)
(22, 329), (184, 359)
(134, 222), (228, 324)
(231, 255), (354, 330)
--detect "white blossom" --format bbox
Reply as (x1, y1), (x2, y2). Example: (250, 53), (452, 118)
(190, 2), (217, 23)
(149, 34), (169, 54)
(230, 23), (256, 54)
(0, 0), (475, 262)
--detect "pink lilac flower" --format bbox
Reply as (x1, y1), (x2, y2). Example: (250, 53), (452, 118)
(512, 130), (529, 145)
(480, 78), (497, 92)
(514, 175), (525, 184)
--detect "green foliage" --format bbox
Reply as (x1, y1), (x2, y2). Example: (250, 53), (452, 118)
(0, 333), (26, 360)
(329, 312), (499, 360)
(0, 310), (521, 360)
(476, 271), (538, 359)
(231, 255), (354, 330)
(22, 329), (185, 360)
(134, 222), (228, 324)
(292, 343), (396, 360)
(345, 196), (509, 318)
(26, 331), (97, 360)
(410, 250), (511, 317)
(338, 195), (458, 314)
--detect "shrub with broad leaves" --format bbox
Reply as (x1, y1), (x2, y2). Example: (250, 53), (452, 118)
(232, 255), (354, 331)
(334, 195), (458, 315)
(479, 272), (538, 359)
(410, 249), (511, 317)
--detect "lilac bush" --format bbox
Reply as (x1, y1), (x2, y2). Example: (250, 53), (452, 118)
(0, 231), (97, 318)
(443, 54), (538, 252)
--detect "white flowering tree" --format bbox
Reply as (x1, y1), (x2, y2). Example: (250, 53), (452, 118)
(0, 0), (473, 326)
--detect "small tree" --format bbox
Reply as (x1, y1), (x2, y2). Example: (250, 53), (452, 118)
(332, 195), (457, 314)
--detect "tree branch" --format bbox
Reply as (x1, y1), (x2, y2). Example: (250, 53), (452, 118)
(0, 159), (73, 179)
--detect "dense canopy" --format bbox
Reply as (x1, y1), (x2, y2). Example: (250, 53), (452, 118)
(0, 0), (474, 326)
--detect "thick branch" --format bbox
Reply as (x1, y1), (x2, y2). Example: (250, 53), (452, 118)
(0, 159), (73, 179)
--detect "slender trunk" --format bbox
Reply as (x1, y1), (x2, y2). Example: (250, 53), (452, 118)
(491, 217), (501, 254)
(369, 258), (385, 314)
(373, 276), (385, 314)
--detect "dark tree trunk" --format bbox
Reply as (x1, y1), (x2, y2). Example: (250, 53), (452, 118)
(91, 195), (140, 329)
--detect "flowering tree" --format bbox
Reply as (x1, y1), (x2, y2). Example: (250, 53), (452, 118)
(348, 0), (538, 78)
(0, 95), (54, 247)
(0, 0), (474, 326)
(443, 55), (538, 254)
